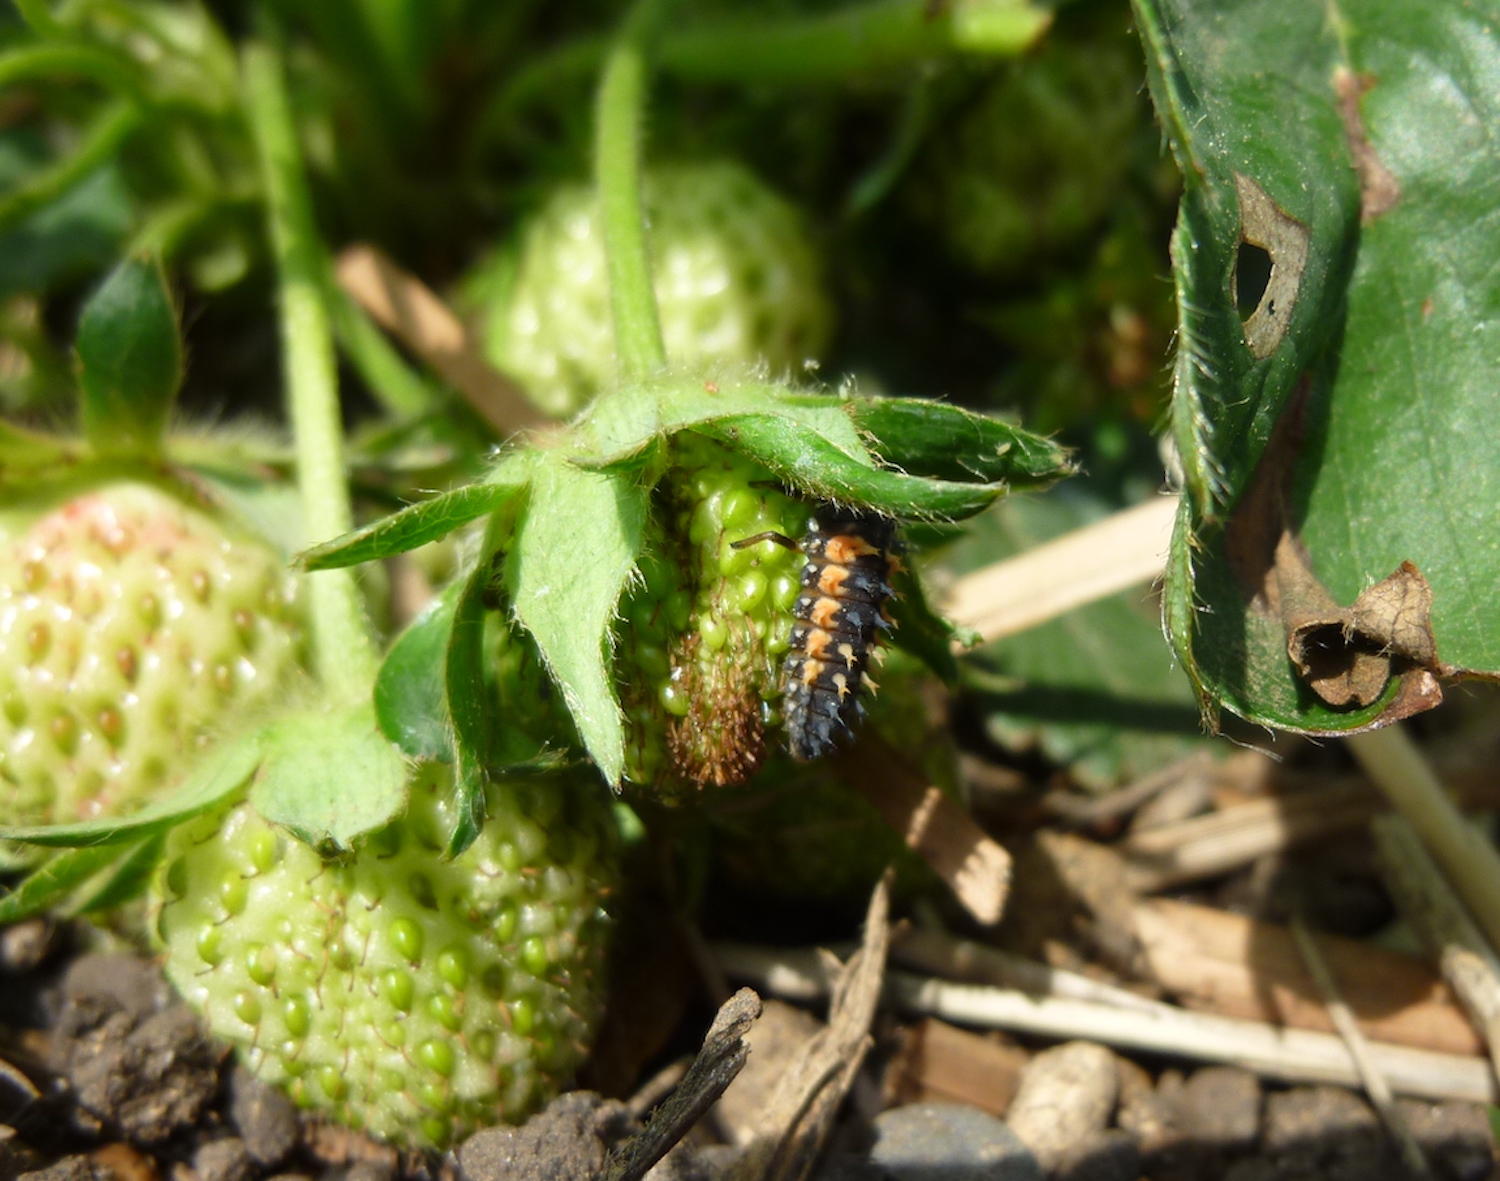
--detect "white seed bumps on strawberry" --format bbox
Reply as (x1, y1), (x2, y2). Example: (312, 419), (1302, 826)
(152, 764), (616, 1150)
(467, 161), (833, 417)
(0, 482), (302, 829)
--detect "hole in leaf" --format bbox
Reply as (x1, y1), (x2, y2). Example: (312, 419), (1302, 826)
(1235, 241), (1273, 321)
(1233, 174), (1309, 359)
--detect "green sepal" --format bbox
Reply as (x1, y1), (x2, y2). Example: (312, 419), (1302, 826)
(252, 703), (410, 850)
(695, 413), (1010, 520)
(75, 255), (182, 458)
(887, 563), (961, 684)
(375, 577), (463, 763)
(446, 555), (495, 856)
(72, 832), (166, 915)
(571, 377), (867, 465)
(849, 396), (1071, 489)
(508, 455), (647, 787)
(0, 727), (268, 847)
(297, 452), (536, 571)
(0, 843), (124, 924)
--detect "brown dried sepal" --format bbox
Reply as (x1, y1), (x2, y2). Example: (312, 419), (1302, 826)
(666, 630), (767, 789)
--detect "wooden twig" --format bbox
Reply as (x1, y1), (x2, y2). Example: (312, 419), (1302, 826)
(334, 244), (550, 436)
(601, 988), (762, 1181)
(714, 942), (1498, 1104)
(1290, 914), (1431, 1176)
(942, 494), (1178, 644)
(1132, 897), (1481, 1056)
(882, 1018), (1028, 1116)
(841, 733), (1011, 926)
(725, 878), (892, 1181)
(892, 926), (1163, 1015)
(1120, 782), (1380, 891)
(1348, 725), (1500, 956)
(1042, 753), (1212, 829)
(1372, 813), (1500, 1087)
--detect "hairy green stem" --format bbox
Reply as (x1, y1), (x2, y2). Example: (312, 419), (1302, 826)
(594, 0), (671, 382)
(657, 0), (1048, 82)
(243, 41), (377, 699)
(0, 99), (140, 235)
(0, 43), (144, 97)
(476, 0), (1047, 152)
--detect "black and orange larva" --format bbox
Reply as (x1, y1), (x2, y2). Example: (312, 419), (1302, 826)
(734, 506), (898, 761)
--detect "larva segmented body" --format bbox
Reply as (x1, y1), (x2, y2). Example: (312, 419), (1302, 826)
(779, 508), (898, 761)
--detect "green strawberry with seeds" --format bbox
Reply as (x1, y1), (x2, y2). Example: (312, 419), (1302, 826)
(152, 762), (617, 1151)
(466, 161), (834, 417)
(0, 481), (303, 831)
(618, 433), (811, 791)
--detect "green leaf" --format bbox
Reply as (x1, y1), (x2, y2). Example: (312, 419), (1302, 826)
(695, 413), (1010, 520)
(0, 128), (131, 301)
(252, 702), (411, 850)
(446, 557), (494, 855)
(1134, 0), (1360, 517)
(508, 455), (646, 786)
(1147, 0), (1500, 731)
(0, 843), (124, 925)
(375, 577), (463, 762)
(296, 453), (535, 570)
(0, 728), (268, 847)
(850, 397), (1072, 488)
(947, 489), (1210, 789)
(75, 255), (182, 458)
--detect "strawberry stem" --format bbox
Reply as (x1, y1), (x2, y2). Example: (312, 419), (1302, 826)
(243, 41), (377, 698)
(0, 99), (140, 235)
(594, 0), (671, 383)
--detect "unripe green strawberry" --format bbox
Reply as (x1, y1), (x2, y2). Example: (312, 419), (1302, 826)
(905, 35), (1143, 278)
(152, 763), (617, 1151)
(0, 482), (302, 829)
(618, 434), (810, 791)
(466, 162), (833, 417)
(708, 654), (957, 904)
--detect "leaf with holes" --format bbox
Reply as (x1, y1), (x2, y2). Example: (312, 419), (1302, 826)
(1143, 0), (1500, 732)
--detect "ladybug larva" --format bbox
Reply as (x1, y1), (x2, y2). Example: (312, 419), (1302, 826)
(735, 506), (898, 760)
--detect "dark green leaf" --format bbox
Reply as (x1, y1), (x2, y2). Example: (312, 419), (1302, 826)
(0, 843), (123, 925)
(297, 452), (535, 570)
(696, 413), (1010, 520)
(375, 577), (463, 761)
(850, 397), (1072, 488)
(0, 728), (267, 847)
(251, 704), (410, 849)
(446, 557), (494, 856)
(1134, 0), (1360, 516)
(75, 256), (182, 457)
(1147, 0), (1500, 730)
(0, 128), (130, 300)
(508, 455), (646, 786)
